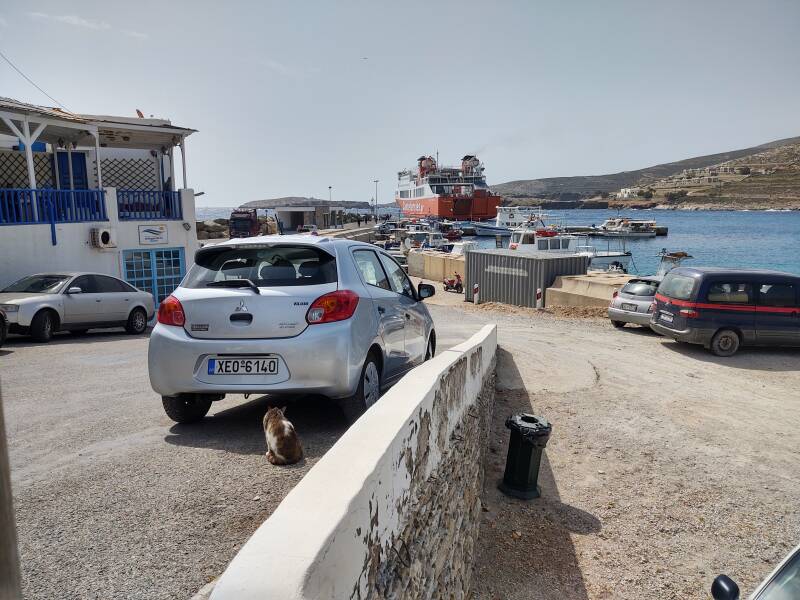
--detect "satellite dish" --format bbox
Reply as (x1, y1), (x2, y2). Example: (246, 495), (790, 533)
(135, 109), (144, 118)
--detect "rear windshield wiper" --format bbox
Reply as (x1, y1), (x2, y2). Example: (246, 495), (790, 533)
(206, 279), (261, 294)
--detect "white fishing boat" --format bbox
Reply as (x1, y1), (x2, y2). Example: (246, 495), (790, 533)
(595, 217), (657, 238)
(508, 222), (633, 272)
(471, 206), (544, 237)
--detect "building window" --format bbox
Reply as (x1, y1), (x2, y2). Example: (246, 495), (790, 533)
(124, 247), (185, 304)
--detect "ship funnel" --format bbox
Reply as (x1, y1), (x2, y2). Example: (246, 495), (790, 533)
(461, 154), (480, 175)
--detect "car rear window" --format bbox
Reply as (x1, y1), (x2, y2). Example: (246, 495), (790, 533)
(183, 245), (336, 288)
(658, 272), (696, 301)
(621, 280), (659, 297)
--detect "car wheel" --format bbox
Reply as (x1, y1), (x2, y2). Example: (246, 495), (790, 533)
(125, 307), (148, 335)
(611, 320), (626, 329)
(710, 329), (740, 357)
(425, 334), (436, 361)
(339, 352), (381, 424)
(0, 317), (6, 348)
(162, 395), (213, 424)
(30, 310), (56, 342)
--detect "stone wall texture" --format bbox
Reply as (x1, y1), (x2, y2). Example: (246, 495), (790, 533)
(210, 325), (497, 600)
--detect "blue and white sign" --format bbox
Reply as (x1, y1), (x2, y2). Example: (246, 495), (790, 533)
(138, 224), (169, 245)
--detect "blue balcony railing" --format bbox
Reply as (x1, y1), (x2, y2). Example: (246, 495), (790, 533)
(0, 189), (107, 225)
(117, 190), (182, 220)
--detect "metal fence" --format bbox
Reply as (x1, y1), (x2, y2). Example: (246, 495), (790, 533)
(465, 250), (589, 307)
(117, 190), (182, 220)
(0, 188), (107, 225)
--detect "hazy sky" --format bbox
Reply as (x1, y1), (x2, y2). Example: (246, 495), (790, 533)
(1, 1), (798, 206)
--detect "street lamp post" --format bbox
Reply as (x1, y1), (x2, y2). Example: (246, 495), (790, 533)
(373, 179), (379, 222)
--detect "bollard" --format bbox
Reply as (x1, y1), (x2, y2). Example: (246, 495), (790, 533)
(536, 288), (543, 309)
(473, 283), (480, 304)
(498, 414), (552, 499)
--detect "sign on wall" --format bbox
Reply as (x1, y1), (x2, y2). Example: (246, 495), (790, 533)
(138, 224), (169, 245)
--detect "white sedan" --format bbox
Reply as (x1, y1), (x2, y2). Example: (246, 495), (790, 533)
(0, 272), (155, 342)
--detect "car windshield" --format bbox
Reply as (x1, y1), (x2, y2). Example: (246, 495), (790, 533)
(182, 245), (337, 288)
(755, 548), (800, 600)
(622, 280), (659, 297)
(658, 272), (696, 300)
(2, 274), (70, 293)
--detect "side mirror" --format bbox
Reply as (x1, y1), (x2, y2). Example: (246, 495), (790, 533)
(418, 283), (435, 300)
(67, 287), (83, 295)
(711, 575), (740, 600)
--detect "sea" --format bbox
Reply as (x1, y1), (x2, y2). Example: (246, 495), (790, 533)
(195, 207), (800, 276)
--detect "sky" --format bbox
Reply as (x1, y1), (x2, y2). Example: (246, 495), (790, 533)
(1, 0), (799, 206)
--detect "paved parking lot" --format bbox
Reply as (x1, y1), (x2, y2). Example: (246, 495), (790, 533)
(0, 311), (480, 600)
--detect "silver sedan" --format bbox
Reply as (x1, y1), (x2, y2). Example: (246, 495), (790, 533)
(147, 236), (437, 424)
(0, 272), (155, 342)
(608, 276), (662, 328)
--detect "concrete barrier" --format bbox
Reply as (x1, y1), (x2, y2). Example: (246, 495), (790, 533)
(210, 325), (497, 600)
(407, 250), (465, 282)
(546, 272), (634, 308)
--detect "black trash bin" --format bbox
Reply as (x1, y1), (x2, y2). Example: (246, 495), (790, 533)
(498, 414), (551, 499)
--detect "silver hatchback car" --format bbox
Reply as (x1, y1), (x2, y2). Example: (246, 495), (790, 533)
(607, 276), (662, 329)
(148, 236), (437, 423)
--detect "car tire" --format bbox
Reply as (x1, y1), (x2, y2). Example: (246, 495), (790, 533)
(30, 310), (56, 342)
(611, 320), (626, 329)
(125, 307), (148, 335)
(339, 352), (381, 424)
(162, 395), (213, 424)
(425, 333), (436, 361)
(710, 329), (740, 357)
(0, 317), (6, 348)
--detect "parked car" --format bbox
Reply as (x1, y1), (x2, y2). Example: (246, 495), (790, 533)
(651, 267), (800, 357)
(608, 276), (662, 328)
(296, 224), (318, 234)
(711, 542), (800, 600)
(0, 309), (6, 348)
(148, 236), (437, 424)
(0, 272), (156, 342)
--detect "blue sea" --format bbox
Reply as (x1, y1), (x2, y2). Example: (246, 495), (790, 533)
(196, 207), (800, 276)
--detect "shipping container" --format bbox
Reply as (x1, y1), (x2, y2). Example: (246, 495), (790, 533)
(465, 250), (589, 307)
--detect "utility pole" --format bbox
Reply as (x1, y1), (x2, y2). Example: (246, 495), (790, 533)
(0, 387), (22, 600)
(328, 186), (332, 203)
(373, 179), (379, 221)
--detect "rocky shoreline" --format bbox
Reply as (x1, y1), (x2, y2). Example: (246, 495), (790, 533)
(507, 198), (800, 211)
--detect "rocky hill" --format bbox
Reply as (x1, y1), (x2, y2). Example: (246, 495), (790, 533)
(493, 136), (800, 203)
(242, 196), (372, 210)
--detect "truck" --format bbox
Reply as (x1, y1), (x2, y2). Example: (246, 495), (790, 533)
(229, 208), (261, 238)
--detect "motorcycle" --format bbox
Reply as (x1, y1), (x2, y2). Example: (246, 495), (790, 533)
(443, 273), (463, 293)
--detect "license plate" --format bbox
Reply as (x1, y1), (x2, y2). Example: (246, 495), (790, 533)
(660, 312), (674, 323)
(621, 303), (637, 312)
(207, 357), (279, 376)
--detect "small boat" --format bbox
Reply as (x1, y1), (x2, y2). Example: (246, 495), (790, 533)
(470, 206), (545, 237)
(404, 230), (448, 250)
(594, 218), (657, 238)
(509, 221), (633, 272)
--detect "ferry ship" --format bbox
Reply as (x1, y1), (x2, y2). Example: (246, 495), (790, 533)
(396, 155), (502, 220)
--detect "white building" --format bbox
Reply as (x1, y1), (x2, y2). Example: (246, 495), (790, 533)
(0, 97), (198, 304)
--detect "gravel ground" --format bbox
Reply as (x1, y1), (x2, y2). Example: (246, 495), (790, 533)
(459, 305), (800, 599)
(0, 318), (472, 600)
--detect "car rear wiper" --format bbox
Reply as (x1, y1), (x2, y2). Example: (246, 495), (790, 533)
(206, 279), (261, 294)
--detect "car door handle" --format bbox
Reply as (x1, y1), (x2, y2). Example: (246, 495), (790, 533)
(95, 299), (102, 303)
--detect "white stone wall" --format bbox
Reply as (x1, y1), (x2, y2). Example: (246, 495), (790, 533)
(0, 188), (198, 288)
(210, 324), (497, 600)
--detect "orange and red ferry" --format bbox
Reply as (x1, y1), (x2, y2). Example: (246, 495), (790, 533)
(395, 154), (502, 220)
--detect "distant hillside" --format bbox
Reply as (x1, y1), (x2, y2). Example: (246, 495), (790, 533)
(493, 136), (800, 200)
(242, 196), (373, 210)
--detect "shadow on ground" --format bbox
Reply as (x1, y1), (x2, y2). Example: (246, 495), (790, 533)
(164, 394), (348, 458)
(660, 338), (800, 371)
(3, 328), (145, 348)
(472, 347), (596, 600)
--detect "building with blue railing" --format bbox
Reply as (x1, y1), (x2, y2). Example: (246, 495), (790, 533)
(0, 97), (198, 304)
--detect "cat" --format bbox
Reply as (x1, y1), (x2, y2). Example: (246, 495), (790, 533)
(263, 406), (303, 465)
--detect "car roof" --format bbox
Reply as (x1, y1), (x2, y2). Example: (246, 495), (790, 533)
(200, 235), (378, 254)
(627, 275), (662, 283)
(25, 272), (121, 278)
(671, 266), (800, 279)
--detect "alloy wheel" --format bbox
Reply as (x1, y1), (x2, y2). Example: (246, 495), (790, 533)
(363, 361), (380, 407)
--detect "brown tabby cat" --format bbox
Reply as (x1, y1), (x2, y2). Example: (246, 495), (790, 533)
(263, 406), (303, 465)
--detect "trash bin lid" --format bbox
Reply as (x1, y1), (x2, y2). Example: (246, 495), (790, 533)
(505, 413), (552, 440)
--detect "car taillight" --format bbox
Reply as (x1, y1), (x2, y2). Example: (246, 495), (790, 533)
(306, 290), (359, 324)
(612, 290), (619, 299)
(679, 308), (699, 318)
(158, 295), (185, 326)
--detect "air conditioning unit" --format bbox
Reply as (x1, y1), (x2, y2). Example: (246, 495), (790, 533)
(90, 227), (117, 249)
